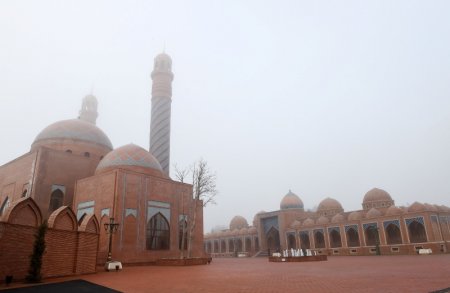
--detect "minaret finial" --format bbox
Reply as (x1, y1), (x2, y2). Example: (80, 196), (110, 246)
(79, 94), (98, 125)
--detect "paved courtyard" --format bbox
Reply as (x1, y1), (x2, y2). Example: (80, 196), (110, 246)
(6, 255), (450, 293)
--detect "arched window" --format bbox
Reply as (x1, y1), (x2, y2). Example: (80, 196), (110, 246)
(49, 189), (64, 212)
(300, 232), (311, 249)
(146, 213), (170, 250)
(408, 220), (427, 243)
(0, 197), (10, 216)
(178, 219), (187, 250)
(329, 230), (342, 248)
(385, 223), (402, 245)
(346, 227), (360, 247)
(287, 234), (296, 249)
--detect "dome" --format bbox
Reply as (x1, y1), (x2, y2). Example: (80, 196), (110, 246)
(303, 218), (314, 226)
(348, 211), (362, 221)
(280, 190), (304, 210)
(239, 228), (248, 235)
(363, 188), (392, 203)
(366, 208), (382, 218)
(248, 227), (257, 234)
(317, 198), (344, 216)
(290, 220), (302, 229)
(331, 213), (345, 223)
(232, 229), (240, 236)
(32, 119), (113, 150)
(229, 215), (249, 230)
(408, 202), (425, 213)
(316, 216), (329, 225)
(155, 52), (172, 62)
(95, 144), (164, 176)
(386, 205), (403, 216)
(423, 203), (438, 212)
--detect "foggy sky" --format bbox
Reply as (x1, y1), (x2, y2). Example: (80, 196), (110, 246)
(1, 1), (449, 232)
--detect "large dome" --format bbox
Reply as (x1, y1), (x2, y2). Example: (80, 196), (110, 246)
(317, 197), (344, 216)
(32, 119), (113, 150)
(280, 190), (304, 210)
(229, 215), (248, 230)
(96, 144), (164, 176)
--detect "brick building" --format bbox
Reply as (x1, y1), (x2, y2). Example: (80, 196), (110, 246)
(0, 53), (204, 280)
(205, 189), (450, 256)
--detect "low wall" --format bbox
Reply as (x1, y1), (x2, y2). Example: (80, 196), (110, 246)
(269, 255), (327, 262)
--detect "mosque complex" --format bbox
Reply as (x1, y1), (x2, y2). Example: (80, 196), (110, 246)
(0, 52), (449, 282)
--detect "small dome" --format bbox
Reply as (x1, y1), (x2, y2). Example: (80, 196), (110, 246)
(290, 220), (302, 229)
(248, 227), (257, 234)
(223, 230), (232, 237)
(348, 211), (362, 221)
(96, 144), (164, 176)
(331, 213), (345, 223)
(423, 203), (438, 212)
(317, 198), (344, 216)
(408, 202), (425, 213)
(239, 228), (248, 235)
(232, 229), (240, 236)
(280, 190), (304, 210)
(155, 52), (172, 62)
(303, 218), (315, 226)
(316, 216), (329, 225)
(229, 215), (249, 230)
(386, 206), (403, 216)
(366, 208), (382, 218)
(363, 188), (392, 203)
(32, 119), (113, 150)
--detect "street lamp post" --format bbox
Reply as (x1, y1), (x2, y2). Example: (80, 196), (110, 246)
(104, 217), (120, 262)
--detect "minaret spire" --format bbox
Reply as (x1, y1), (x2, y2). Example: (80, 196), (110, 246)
(149, 52), (174, 176)
(79, 94), (98, 125)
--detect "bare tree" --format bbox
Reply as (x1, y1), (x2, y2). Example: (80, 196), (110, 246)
(174, 159), (217, 258)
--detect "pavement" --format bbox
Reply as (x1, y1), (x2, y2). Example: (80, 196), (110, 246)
(2, 255), (450, 293)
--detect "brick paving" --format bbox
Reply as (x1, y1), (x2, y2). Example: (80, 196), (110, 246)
(5, 255), (450, 293)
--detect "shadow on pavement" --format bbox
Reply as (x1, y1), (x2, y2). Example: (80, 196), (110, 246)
(2, 280), (122, 293)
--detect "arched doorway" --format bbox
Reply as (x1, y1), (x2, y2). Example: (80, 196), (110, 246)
(408, 220), (427, 243)
(266, 227), (280, 252)
(329, 229), (342, 248)
(236, 238), (243, 252)
(300, 232), (311, 249)
(346, 227), (360, 247)
(364, 226), (379, 246)
(287, 234), (296, 249)
(314, 230), (325, 248)
(385, 223), (402, 244)
(255, 237), (259, 251)
(214, 240), (219, 252)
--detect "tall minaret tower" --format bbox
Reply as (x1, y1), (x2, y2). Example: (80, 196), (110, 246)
(150, 52), (174, 175)
(79, 94), (98, 124)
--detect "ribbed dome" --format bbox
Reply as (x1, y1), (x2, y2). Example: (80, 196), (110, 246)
(96, 144), (163, 175)
(363, 188), (392, 203)
(303, 218), (314, 226)
(366, 208), (382, 218)
(408, 202), (425, 213)
(316, 216), (329, 225)
(280, 190), (304, 210)
(32, 119), (113, 150)
(229, 215), (249, 230)
(348, 211), (362, 221)
(331, 213), (345, 223)
(386, 205), (403, 216)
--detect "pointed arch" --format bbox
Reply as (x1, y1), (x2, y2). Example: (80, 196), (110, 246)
(245, 237), (252, 252)
(214, 240), (219, 252)
(314, 230), (325, 249)
(300, 232), (311, 249)
(408, 220), (427, 243)
(346, 227), (360, 247)
(78, 213), (100, 234)
(2, 197), (42, 227)
(48, 206), (77, 231)
(329, 229), (342, 248)
(385, 223), (402, 245)
(266, 227), (280, 251)
(220, 239), (226, 253)
(236, 238), (243, 252)
(287, 234), (296, 249)
(146, 212), (170, 250)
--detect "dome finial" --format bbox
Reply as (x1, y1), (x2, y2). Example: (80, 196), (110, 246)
(79, 94), (98, 125)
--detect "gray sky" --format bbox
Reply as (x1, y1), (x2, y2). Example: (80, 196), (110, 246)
(1, 1), (450, 232)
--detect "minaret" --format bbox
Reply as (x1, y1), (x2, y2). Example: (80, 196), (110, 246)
(150, 52), (174, 175)
(79, 94), (98, 125)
